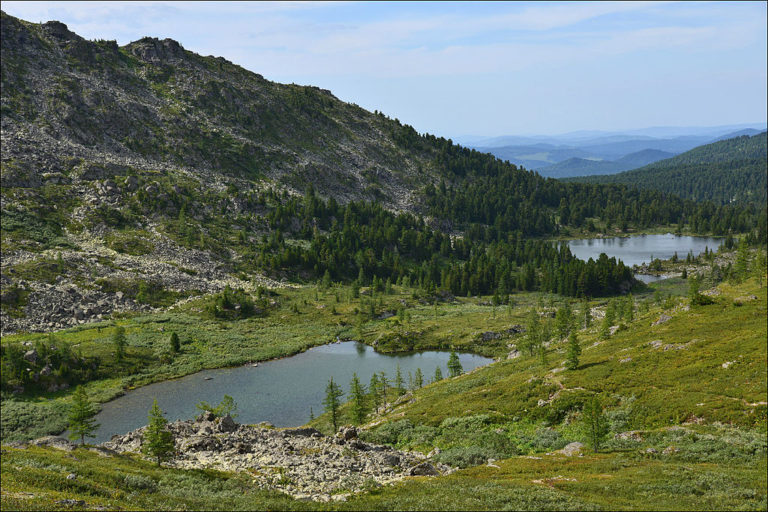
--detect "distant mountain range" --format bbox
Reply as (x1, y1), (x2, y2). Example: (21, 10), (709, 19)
(462, 124), (767, 178)
(568, 132), (768, 205)
(536, 149), (675, 179)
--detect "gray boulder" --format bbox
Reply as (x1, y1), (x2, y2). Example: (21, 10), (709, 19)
(555, 442), (584, 457)
(339, 426), (358, 440)
(23, 349), (38, 363)
(217, 414), (237, 433)
(283, 427), (323, 438)
(407, 462), (439, 476)
(30, 436), (76, 451)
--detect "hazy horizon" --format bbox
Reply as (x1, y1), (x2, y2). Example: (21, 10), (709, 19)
(3, 1), (766, 140)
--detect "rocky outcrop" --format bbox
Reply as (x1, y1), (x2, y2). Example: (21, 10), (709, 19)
(102, 414), (452, 502)
(0, 231), (286, 335)
(554, 442), (584, 457)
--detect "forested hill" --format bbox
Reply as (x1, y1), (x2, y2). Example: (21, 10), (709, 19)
(568, 133), (767, 205)
(1, 12), (764, 333)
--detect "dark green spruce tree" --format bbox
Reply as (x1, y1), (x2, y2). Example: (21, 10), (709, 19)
(348, 373), (368, 425)
(67, 386), (99, 446)
(447, 350), (463, 378)
(142, 399), (175, 466)
(323, 377), (344, 433)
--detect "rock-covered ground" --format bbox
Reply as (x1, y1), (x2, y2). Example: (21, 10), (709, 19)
(97, 412), (451, 502)
(0, 230), (285, 335)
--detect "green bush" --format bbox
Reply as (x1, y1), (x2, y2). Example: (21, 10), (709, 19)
(106, 231), (154, 255)
(526, 427), (567, 451)
(361, 419), (416, 446)
(434, 445), (493, 468)
(124, 473), (158, 492)
(205, 286), (259, 320)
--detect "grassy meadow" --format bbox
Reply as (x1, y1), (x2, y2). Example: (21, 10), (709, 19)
(1, 264), (766, 510)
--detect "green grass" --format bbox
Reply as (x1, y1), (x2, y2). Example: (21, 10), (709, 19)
(2, 435), (764, 511)
(0, 446), (306, 511)
(339, 279), (766, 434)
(1, 274), (765, 510)
(1, 284), (508, 440)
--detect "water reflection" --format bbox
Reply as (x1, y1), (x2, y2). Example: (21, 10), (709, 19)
(87, 342), (493, 443)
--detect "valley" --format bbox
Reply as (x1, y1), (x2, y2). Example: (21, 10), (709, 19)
(0, 8), (766, 512)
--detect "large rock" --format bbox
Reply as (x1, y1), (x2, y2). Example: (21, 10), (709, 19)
(555, 442), (584, 457)
(283, 427), (323, 438)
(338, 426), (358, 440)
(30, 436), (76, 451)
(407, 462), (440, 476)
(217, 414), (237, 433)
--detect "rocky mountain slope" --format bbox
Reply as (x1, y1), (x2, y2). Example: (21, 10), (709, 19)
(1, 12), (758, 336)
(0, 11), (448, 334)
(1, 12), (444, 209)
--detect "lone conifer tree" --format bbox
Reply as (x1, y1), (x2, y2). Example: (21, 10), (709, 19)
(142, 399), (175, 466)
(113, 325), (126, 362)
(369, 373), (381, 412)
(414, 367), (424, 388)
(447, 350), (463, 378)
(169, 332), (180, 353)
(566, 331), (581, 370)
(521, 308), (542, 355)
(555, 302), (573, 339)
(433, 366), (443, 383)
(67, 386), (99, 446)
(323, 377), (344, 433)
(378, 371), (389, 405)
(394, 364), (405, 396)
(348, 373), (368, 424)
(582, 396), (608, 452)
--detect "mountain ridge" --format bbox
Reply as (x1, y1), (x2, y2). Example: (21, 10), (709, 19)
(535, 149), (675, 179)
(568, 133), (768, 205)
(1, 11), (760, 336)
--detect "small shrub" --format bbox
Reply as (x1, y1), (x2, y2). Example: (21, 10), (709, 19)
(124, 474), (158, 492)
(530, 427), (567, 451)
(435, 445), (491, 468)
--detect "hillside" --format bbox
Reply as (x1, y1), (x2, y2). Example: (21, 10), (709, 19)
(1, 11), (766, 511)
(0, 13), (440, 210)
(536, 149), (674, 179)
(2, 267), (766, 509)
(4, 11), (759, 337)
(570, 133), (768, 205)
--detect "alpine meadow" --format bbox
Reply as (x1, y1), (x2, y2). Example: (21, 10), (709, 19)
(0, 4), (766, 511)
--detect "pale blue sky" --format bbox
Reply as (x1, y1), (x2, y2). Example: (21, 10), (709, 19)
(3, 1), (766, 138)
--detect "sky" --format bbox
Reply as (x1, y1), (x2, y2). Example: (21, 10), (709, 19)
(3, 1), (766, 139)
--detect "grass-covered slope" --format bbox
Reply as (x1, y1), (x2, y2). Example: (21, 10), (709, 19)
(2, 277), (766, 510)
(570, 133), (768, 205)
(319, 278), (767, 435)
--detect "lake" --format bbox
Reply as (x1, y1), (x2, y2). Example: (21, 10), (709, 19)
(567, 234), (723, 273)
(85, 342), (493, 443)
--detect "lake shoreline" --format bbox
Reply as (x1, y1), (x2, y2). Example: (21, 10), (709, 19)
(84, 342), (495, 443)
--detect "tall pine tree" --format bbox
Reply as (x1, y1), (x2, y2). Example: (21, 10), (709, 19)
(447, 350), (463, 377)
(67, 386), (99, 446)
(142, 399), (175, 466)
(323, 377), (344, 433)
(348, 373), (368, 424)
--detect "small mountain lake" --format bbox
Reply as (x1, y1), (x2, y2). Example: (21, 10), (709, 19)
(85, 342), (493, 443)
(567, 234), (723, 282)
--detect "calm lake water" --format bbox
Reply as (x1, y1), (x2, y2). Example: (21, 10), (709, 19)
(567, 234), (723, 271)
(86, 342), (493, 443)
